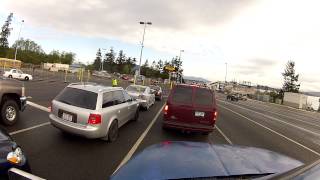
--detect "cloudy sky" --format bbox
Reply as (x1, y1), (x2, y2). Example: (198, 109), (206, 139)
(0, 0), (319, 91)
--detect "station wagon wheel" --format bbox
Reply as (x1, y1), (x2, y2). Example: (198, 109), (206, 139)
(25, 76), (29, 81)
(108, 120), (118, 142)
(133, 109), (139, 121)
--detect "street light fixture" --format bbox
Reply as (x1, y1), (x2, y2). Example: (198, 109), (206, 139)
(137, 21), (152, 79)
(14, 20), (24, 60)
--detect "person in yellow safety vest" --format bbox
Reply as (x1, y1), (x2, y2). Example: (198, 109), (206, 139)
(112, 78), (118, 87)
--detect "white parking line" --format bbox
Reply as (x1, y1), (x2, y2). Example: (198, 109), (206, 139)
(219, 100), (320, 137)
(27, 101), (50, 112)
(215, 125), (233, 145)
(113, 103), (166, 174)
(218, 104), (320, 157)
(9, 122), (50, 135)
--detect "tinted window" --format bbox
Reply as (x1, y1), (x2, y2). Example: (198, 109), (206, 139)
(113, 90), (125, 105)
(126, 85), (146, 93)
(55, 87), (97, 110)
(102, 92), (113, 108)
(194, 88), (213, 107)
(171, 86), (193, 104)
(123, 91), (131, 102)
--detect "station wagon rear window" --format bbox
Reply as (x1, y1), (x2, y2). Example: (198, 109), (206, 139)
(55, 87), (97, 110)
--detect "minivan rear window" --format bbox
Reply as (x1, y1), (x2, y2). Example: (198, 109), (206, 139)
(55, 87), (97, 110)
(171, 86), (193, 104)
(194, 88), (213, 107)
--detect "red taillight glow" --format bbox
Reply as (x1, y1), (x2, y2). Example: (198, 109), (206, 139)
(164, 105), (169, 115)
(213, 111), (218, 121)
(88, 114), (102, 124)
(48, 101), (52, 112)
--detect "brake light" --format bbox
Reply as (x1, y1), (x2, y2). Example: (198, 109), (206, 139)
(48, 101), (52, 112)
(88, 114), (102, 124)
(213, 111), (218, 121)
(164, 105), (169, 115)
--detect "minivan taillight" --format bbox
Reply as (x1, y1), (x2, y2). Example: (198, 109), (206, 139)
(213, 111), (218, 121)
(88, 114), (101, 124)
(164, 105), (169, 115)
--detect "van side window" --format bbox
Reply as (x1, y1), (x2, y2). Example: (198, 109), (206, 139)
(123, 91), (132, 102)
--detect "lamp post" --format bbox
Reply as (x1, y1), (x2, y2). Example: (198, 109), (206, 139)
(101, 48), (107, 71)
(225, 62), (228, 83)
(137, 21), (152, 76)
(14, 20), (24, 60)
(178, 50), (184, 83)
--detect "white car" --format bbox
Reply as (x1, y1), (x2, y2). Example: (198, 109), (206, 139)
(3, 69), (33, 81)
(125, 85), (155, 110)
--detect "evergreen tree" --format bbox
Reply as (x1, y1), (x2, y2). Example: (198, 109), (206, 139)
(282, 61), (300, 93)
(116, 50), (126, 72)
(0, 13), (13, 48)
(93, 48), (102, 70)
(104, 47), (115, 72)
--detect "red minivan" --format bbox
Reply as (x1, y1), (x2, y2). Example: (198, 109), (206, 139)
(163, 84), (218, 134)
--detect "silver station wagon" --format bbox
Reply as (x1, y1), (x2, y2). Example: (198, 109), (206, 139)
(49, 83), (140, 142)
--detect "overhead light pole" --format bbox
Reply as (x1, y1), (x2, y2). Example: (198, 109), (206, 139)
(225, 62), (228, 83)
(178, 50), (184, 83)
(137, 21), (152, 76)
(101, 48), (107, 71)
(14, 20), (24, 60)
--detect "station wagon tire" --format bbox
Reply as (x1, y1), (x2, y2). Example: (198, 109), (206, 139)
(8, 75), (12, 78)
(1, 99), (19, 126)
(133, 109), (139, 121)
(25, 76), (29, 81)
(107, 120), (118, 142)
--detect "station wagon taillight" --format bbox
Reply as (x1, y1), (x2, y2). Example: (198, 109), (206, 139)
(164, 105), (169, 115)
(88, 114), (101, 124)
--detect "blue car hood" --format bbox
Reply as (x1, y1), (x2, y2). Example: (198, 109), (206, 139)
(111, 141), (303, 180)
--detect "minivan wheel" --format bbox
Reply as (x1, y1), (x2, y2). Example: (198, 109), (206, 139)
(108, 120), (118, 142)
(1, 99), (19, 126)
(25, 76), (29, 81)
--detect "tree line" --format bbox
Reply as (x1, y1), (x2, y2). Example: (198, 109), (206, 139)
(90, 47), (183, 79)
(0, 13), (75, 65)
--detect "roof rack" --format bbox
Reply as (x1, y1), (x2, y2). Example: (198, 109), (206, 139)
(68, 82), (98, 86)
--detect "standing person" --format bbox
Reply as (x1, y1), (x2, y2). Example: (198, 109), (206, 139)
(112, 78), (118, 87)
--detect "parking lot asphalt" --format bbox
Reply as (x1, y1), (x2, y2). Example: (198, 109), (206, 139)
(3, 75), (320, 179)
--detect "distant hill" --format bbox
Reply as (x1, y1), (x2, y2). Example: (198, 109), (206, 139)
(304, 92), (320, 97)
(183, 76), (210, 83)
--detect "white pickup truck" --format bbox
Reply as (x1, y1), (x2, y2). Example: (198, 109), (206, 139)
(3, 69), (33, 81)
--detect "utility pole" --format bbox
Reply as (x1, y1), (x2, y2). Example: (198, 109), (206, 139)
(178, 50), (184, 83)
(101, 48), (107, 71)
(225, 62), (228, 83)
(136, 21), (152, 82)
(14, 20), (24, 60)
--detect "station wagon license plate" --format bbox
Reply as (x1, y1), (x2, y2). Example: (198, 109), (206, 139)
(195, 111), (205, 117)
(62, 113), (73, 122)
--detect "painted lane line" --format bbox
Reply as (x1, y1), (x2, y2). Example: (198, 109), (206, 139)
(113, 103), (166, 174)
(27, 101), (50, 112)
(237, 101), (320, 129)
(9, 122), (50, 136)
(218, 104), (320, 157)
(216, 125), (233, 145)
(219, 100), (320, 137)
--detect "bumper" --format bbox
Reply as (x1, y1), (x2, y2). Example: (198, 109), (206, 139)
(49, 114), (103, 139)
(163, 119), (215, 132)
(20, 96), (27, 111)
(137, 99), (148, 107)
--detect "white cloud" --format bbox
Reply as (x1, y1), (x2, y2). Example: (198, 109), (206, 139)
(2, 0), (320, 91)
